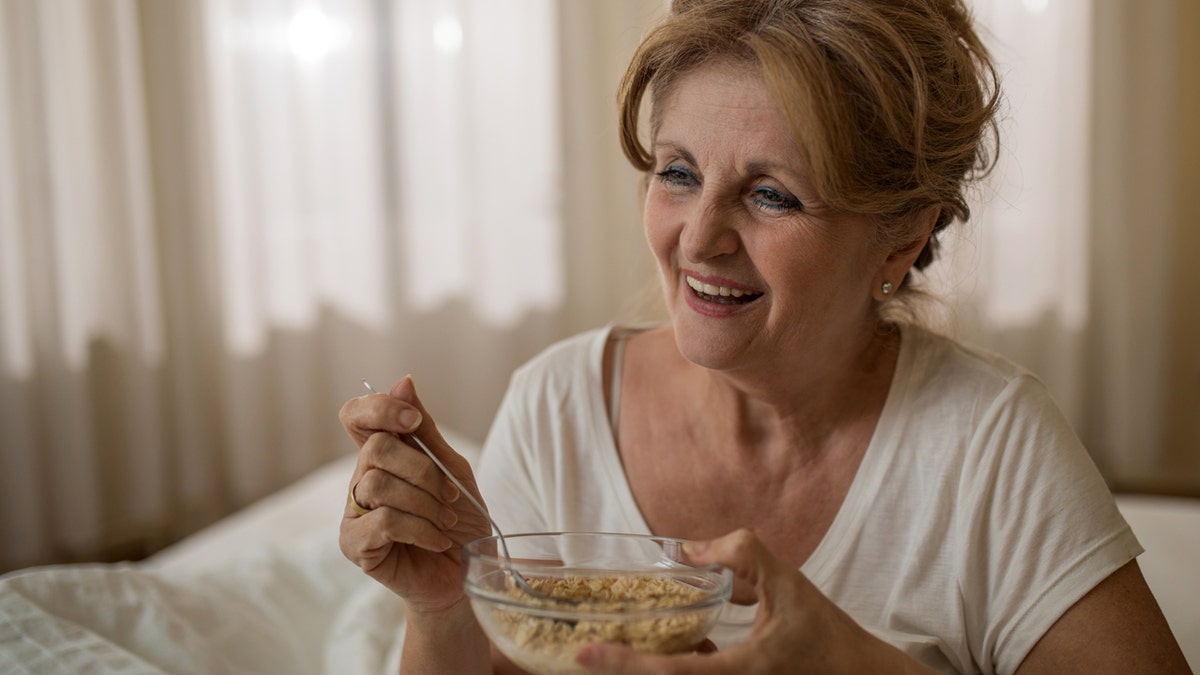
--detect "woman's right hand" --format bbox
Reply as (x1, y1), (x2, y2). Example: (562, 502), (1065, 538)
(337, 375), (492, 614)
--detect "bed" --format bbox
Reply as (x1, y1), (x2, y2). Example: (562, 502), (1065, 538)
(2, 430), (1197, 673)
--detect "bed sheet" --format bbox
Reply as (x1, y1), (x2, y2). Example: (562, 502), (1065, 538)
(0, 431), (481, 675)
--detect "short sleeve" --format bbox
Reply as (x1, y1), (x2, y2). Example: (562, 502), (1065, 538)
(956, 374), (1143, 674)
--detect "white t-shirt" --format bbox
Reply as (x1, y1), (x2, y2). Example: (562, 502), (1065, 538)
(475, 324), (1142, 675)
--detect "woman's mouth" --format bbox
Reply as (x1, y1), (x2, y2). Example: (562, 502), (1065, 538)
(685, 276), (763, 305)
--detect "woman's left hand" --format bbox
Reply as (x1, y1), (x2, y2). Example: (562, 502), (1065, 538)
(575, 529), (934, 674)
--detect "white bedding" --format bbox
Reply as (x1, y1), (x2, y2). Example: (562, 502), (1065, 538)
(1, 431), (1196, 673)
(0, 428), (483, 675)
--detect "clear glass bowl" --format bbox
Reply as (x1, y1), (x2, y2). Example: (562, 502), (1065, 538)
(463, 532), (732, 675)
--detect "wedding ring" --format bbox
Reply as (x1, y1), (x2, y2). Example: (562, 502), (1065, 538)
(348, 481), (372, 516)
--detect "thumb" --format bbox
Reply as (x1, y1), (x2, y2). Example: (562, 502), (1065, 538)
(387, 374), (423, 410)
(577, 642), (732, 674)
(576, 643), (678, 675)
(685, 529), (788, 601)
(387, 375), (441, 440)
(387, 375), (472, 481)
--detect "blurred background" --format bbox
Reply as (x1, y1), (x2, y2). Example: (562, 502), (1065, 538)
(0, 0), (1196, 575)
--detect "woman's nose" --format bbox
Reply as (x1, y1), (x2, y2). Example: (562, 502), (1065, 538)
(680, 196), (740, 263)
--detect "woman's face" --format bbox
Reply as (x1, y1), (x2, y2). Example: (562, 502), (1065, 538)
(645, 60), (892, 374)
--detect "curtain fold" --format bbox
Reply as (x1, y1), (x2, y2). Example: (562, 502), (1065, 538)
(1, 0), (172, 567)
(0, 0), (661, 574)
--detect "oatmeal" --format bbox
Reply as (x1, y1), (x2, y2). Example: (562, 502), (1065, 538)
(482, 574), (717, 674)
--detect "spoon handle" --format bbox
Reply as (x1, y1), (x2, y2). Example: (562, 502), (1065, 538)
(359, 379), (580, 606)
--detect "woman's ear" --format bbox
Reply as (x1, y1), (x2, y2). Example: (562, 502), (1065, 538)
(873, 206), (940, 301)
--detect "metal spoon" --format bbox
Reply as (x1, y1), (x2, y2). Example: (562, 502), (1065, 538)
(361, 379), (576, 606)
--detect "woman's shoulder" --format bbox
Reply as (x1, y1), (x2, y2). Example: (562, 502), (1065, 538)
(534, 326), (609, 358)
(510, 325), (612, 379)
(511, 323), (661, 379)
(505, 324), (647, 402)
(895, 323), (1069, 432)
(902, 323), (1041, 393)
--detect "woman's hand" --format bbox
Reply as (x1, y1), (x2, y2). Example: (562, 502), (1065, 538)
(337, 375), (492, 615)
(576, 529), (935, 675)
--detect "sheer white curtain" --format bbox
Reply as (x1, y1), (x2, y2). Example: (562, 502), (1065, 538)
(0, 0), (657, 573)
(932, 0), (1093, 422)
(937, 0), (1199, 491)
(204, 0), (563, 343)
(1, 0), (167, 570)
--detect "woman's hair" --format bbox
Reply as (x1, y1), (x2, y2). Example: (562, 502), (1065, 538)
(617, 0), (1001, 276)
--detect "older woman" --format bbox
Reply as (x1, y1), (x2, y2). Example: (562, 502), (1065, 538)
(337, 0), (1189, 673)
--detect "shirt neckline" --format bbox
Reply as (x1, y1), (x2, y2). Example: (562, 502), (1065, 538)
(588, 322), (919, 586)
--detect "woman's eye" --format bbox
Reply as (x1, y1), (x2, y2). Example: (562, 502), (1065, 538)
(752, 186), (802, 212)
(654, 165), (698, 188)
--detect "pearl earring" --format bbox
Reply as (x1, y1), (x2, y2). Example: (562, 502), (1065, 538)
(881, 281), (894, 295)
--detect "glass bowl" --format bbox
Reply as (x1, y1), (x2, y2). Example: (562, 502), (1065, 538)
(462, 532), (732, 675)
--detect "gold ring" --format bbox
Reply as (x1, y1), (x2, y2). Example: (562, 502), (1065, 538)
(348, 481), (372, 516)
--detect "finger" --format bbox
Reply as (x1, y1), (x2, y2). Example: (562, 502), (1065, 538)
(338, 388), (424, 447)
(340, 506), (454, 564)
(576, 643), (686, 675)
(388, 375), (479, 499)
(581, 639), (758, 675)
(388, 376), (463, 467)
(684, 529), (791, 598)
(358, 431), (461, 505)
(577, 643), (735, 674)
(352, 466), (460, 530)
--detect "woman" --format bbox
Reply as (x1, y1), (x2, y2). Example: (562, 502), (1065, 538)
(338, 0), (1190, 672)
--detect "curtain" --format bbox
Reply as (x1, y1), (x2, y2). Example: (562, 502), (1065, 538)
(936, 0), (1093, 408)
(0, 0), (659, 574)
(939, 0), (1200, 492)
(1084, 0), (1200, 492)
(931, 1), (1094, 428)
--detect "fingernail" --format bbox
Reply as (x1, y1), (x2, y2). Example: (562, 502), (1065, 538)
(398, 408), (422, 431)
(442, 481), (460, 503)
(574, 645), (600, 667)
(574, 648), (593, 667)
(441, 508), (458, 528)
(684, 540), (708, 556)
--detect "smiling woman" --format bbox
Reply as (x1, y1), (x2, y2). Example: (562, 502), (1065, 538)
(0, 0), (1192, 576)
(0, 0), (1196, 672)
(330, 1), (1190, 673)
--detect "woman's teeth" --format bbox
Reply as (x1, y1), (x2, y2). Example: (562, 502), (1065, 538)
(685, 276), (762, 304)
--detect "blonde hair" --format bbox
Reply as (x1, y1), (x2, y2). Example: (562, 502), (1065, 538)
(617, 0), (1001, 275)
